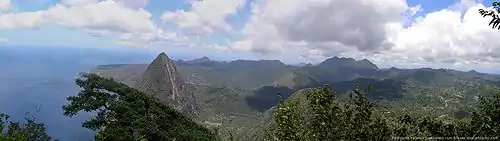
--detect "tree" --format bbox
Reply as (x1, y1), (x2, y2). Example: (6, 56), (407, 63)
(468, 91), (500, 137)
(62, 73), (218, 141)
(269, 84), (500, 140)
(272, 94), (304, 141)
(0, 113), (51, 141)
(479, 2), (500, 29)
(270, 84), (392, 141)
(344, 85), (392, 140)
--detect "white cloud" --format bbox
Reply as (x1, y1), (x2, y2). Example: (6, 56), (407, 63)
(0, 11), (45, 29)
(2, 0), (500, 70)
(0, 0), (11, 11)
(0, 0), (183, 47)
(374, 2), (500, 69)
(225, 0), (500, 69)
(46, 1), (156, 33)
(0, 0), (12, 12)
(116, 0), (149, 10)
(232, 0), (413, 54)
(61, 0), (149, 9)
(116, 28), (187, 47)
(61, 0), (99, 6)
(206, 44), (230, 52)
(161, 0), (246, 35)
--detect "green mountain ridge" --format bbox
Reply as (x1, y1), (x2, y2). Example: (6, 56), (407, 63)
(90, 52), (500, 140)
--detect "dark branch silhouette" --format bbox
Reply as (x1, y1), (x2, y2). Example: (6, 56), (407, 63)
(479, 2), (500, 30)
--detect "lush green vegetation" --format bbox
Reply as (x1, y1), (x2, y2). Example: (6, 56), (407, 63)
(0, 113), (51, 141)
(268, 84), (500, 140)
(3, 2), (500, 140)
(62, 73), (218, 141)
(5, 76), (500, 141)
(90, 55), (500, 140)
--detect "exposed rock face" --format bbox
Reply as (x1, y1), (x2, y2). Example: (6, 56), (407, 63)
(135, 52), (197, 116)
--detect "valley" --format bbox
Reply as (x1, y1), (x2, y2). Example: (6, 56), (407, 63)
(91, 52), (500, 140)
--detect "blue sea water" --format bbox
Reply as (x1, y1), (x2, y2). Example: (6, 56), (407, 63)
(0, 46), (157, 141)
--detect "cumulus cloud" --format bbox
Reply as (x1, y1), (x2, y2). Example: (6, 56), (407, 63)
(0, 0), (182, 47)
(161, 0), (246, 35)
(223, 0), (500, 69)
(116, 0), (149, 10)
(0, 0), (11, 11)
(61, 0), (99, 6)
(116, 28), (187, 47)
(0, 12), (45, 29)
(62, 0), (149, 9)
(206, 44), (230, 52)
(375, 2), (500, 68)
(2, 0), (500, 70)
(230, 0), (416, 54)
(46, 1), (156, 33)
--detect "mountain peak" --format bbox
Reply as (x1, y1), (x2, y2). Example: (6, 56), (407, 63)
(469, 70), (478, 73)
(358, 59), (370, 62)
(185, 56), (215, 65)
(135, 52), (197, 116)
(356, 59), (379, 70)
(157, 52), (170, 60)
(319, 56), (356, 67)
(200, 56), (211, 60)
(154, 52), (171, 63)
(389, 67), (399, 70)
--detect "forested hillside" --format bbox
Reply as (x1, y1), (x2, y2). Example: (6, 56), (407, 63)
(87, 50), (500, 140)
(3, 2), (500, 140)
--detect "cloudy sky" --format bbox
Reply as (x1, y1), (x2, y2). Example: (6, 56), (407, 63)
(0, 0), (500, 71)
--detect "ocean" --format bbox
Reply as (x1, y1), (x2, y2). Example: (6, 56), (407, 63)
(0, 46), (156, 140)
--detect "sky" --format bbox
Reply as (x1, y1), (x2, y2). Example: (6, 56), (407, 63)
(1, 0), (500, 71)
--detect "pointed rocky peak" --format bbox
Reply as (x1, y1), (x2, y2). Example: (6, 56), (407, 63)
(135, 52), (197, 116)
(157, 52), (169, 60)
(151, 52), (174, 66)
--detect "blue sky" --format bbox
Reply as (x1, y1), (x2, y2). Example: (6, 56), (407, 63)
(2, 0), (449, 45)
(1, 0), (463, 48)
(1, 0), (500, 71)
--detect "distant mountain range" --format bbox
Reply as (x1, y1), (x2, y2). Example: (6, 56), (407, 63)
(90, 52), (500, 140)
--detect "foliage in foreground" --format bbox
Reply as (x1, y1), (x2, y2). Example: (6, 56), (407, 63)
(0, 113), (51, 141)
(269, 84), (500, 140)
(62, 73), (218, 141)
(480, 2), (500, 29)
